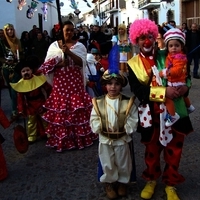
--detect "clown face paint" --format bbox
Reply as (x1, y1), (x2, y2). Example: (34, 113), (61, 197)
(21, 67), (32, 79)
(138, 34), (155, 55)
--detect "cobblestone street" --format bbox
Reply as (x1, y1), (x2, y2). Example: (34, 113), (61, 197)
(0, 76), (200, 200)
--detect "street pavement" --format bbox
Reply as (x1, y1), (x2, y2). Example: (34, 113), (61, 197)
(0, 76), (200, 200)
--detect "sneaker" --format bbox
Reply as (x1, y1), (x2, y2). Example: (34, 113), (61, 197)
(165, 113), (180, 127)
(117, 182), (127, 196)
(187, 104), (195, 114)
(105, 183), (118, 199)
(141, 180), (156, 199)
(165, 186), (180, 200)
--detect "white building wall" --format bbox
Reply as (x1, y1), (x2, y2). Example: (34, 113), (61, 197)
(0, 0), (58, 38)
(121, 0), (143, 25)
(158, 0), (181, 26)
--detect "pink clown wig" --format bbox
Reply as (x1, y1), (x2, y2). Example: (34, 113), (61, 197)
(129, 19), (158, 44)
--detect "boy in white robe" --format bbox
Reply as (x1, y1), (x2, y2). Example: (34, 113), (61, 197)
(90, 68), (138, 199)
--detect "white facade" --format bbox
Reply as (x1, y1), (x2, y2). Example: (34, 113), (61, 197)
(0, 0), (58, 38)
(157, 0), (181, 26)
(121, 0), (143, 25)
(81, 0), (181, 28)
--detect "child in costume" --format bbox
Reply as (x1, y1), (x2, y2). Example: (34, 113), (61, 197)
(128, 19), (193, 200)
(86, 53), (100, 97)
(90, 45), (138, 199)
(159, 28), (195, 127)
(0, 107), (10, 181)
(10, 58), (52, 143)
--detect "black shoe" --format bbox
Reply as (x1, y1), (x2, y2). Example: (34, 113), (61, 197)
(193, 75), (200, 79)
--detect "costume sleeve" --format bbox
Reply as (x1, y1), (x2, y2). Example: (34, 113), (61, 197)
(168, 54), (187, 78)
(0, 108), (10, 129)
(90, 107), (101, 134)
(17, 93), (25, 114)
(124, 104), (138, 134)
(43, 82), (52, 97)
(128, 65), (166, 103)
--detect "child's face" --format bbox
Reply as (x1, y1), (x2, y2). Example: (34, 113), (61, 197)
(92, 53), (101, 61)
(167, 39), (182, 54)
(21, 67), (32, 79)
(105, 79), (122, 97)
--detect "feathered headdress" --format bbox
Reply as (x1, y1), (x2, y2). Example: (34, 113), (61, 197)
(101, 44), (127, 87)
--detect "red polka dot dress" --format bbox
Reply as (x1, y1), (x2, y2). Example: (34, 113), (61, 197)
(39, 42), (98, 152)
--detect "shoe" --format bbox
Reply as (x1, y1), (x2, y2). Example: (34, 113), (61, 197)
(105, 183), (118, 199)
(165, 186), (180, 200)
(193, 75), (200, 79)
(187, 104), (195, 114)
(165, 113), (180, 127)
(117, 182), (127, 196)
(141, 180), (156, 199)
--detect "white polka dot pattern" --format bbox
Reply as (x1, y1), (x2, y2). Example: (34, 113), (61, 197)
(40, 57), (98, 152)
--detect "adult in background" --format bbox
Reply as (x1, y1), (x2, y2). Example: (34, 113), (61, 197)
(2, 23), (22, 119)
(111, 24), (132, 74)
(31, 32), (49, 64)
(0, 29), (7, 63)
(88, 25), (106, 52)
(20, 31), (32, 59)
(181, 22), (189, 33)
(29, 25), (40, 41)
(3, 23), (22, 60)
(186, 23), (200, 79)
(168, 20), (176, 28)
(43, 30), (52, 47)
(77, 26), (88, 49)
(128, 19), (193, 200)
(39, 20), (98, 152)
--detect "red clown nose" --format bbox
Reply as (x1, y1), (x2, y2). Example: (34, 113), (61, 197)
(144, 38), (153, 48)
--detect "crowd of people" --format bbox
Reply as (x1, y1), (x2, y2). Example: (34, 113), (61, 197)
(0, 19), (198, 200)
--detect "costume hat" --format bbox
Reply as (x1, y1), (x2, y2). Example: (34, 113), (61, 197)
(164, 28), (186, 45)
(91, 48), (100, 54)
(101, 44), (127, 87)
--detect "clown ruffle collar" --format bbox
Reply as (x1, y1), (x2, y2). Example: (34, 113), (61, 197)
(10, 75), (46, 93)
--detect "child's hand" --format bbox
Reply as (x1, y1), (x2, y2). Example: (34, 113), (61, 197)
(100, 67), (105, 72)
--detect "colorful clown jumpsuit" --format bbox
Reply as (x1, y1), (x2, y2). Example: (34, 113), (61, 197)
(127, 52), (193, 186)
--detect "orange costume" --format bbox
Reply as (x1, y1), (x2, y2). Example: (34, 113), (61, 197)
(160, 52), (191, 116)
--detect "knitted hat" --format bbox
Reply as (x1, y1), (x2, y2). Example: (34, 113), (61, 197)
(164, 28), (185, 45)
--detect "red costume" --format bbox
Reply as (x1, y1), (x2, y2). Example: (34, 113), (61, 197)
(0, 108), (10, 181)
(10, 75), (52, 142)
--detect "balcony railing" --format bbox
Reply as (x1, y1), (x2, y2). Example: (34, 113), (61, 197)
(138, 0), (160, 9)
